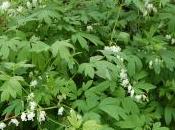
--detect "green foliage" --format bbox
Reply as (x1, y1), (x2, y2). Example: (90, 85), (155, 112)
(0, 0), (174, 130)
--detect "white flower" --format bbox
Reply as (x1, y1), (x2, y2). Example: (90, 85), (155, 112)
(120, 69), (127, 79)
(27, 111), (35, 121)
(0, 1), (10, 11)
(121, 79), (129, 87)
(27, 93), (35, 101)
(77, 114), (82, 120)
(149, 60), (153, 69)
(70, 109), (74, 114)
(146, 3), (153, 10)
(7, 9), (16, 16)
(171, 38), (175, 45)
(111, 46), (121, 53)
(142, 94), (147, 101)
(165, 34), (171, 40)
(130, 89), (135, 97)
(38, 76), (42, 80)
(29, 101), (37, 110)
(38, 111), (46, 123)
(29, 72), (33, 78)
(0, 122), (6, 130)
(152, 7), (157, 13)
(17, 6), (23, 13)
(143, 10), (148, 16)
(127, 85), (132, 92)
(135, 95), (142, 102)
(144, 0), (150, 6)
(27, 1), (32, 9)
(58, 107), (64, 115)
(9, 119), (19, 126)
(21, 112), (27, 121)
(155, 58), (159, 64)
(32, 0), (38, 7)
(87, 25), (93, 32)
(30, 80), (38, 87)
(104, 45), (121, 53)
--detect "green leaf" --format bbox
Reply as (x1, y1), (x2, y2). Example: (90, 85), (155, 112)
(3, 99), (24, 115)
(78, 63), (95, 79)
(67, 110), (82, 129)
(0, 76), (23, 101)
(31, 41), (50, 53)
(99, 98), (127, 121)
(72, 33), (89, 50)
(118, 32), (130, 44)
(83, 120), (101, 130)
(51, 40), (74, 63)
(116, 115), (145, 128)
(164, 106), (175, 125)
(80, 33), (104, 46)
(134, 82), (156, 92)
(152, 122), (169, 130)
(122, 98), (139, 114)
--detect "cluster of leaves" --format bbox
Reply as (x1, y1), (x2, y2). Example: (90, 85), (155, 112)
(0, 0), (175, 129)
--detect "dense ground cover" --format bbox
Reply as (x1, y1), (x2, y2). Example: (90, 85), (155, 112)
(0, 0), (175, 129)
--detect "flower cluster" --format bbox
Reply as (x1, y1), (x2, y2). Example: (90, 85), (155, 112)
(104, 45), (121, 53)
(104, 44), (148, 102)
(86, 25), (93, 32)
(0, 122), (6, 130)
(142, 1), (157, 16)
(37, 111), (46, 123)
(120, 68), (148, 102)
(0, 118), (20, 130)
(149, 58), (163, 69)
(0, 1), (10, 11)
(30, 80), (38, 88)
(0, 1), (21, 16)
(9, 119), (19, 126)
(120, 69), (134, 97)
(165, 34), (175, 45)
(0, 0), (45, 16)
(21, 93), (37, 121)
(58, 107), (64, 116)
(26, 0), (44, 9)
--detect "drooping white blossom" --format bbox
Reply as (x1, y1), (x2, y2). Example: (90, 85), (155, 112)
(0, 122), (6, 130)
(27, 1), (32, 9)
(27, 93), (35, 101)
(29, 101), (37, 111)
(171, 38), (175, 45)
(146, 3), (153, 11)
(77, 114), (82, 120)
(104, 45), (121, 53)
(58, 107), (64, 115)
(9, 119), (19, 126)
(127, 85), (132, 93)
(166, 34), (171, 40)
(135, 95), (143, 102)
(27, 111), (35, 121)
(30, 80), (38, 87)
(149, 60), (153, 69)
(130, 89), (135, 97)
(143, 1), (157, 16)
(121, 79), (129, 88)
(17, 6), (23, 13)
(87, 25), (93, 32)
(120, 69), (127, 79)
(143, 10), (148, 16)
(0, 1), (10, 11)
(38, 111), (46, 123)
(32, 0), (38, 7)
(21, 112), (27, 121)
